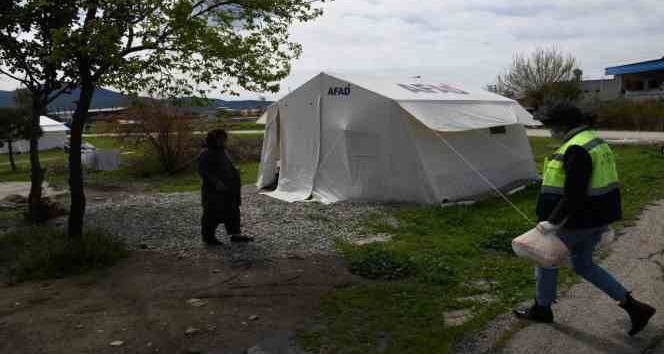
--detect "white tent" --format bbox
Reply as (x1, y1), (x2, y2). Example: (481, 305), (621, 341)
(0, 116), (69, 154)
(257, 73), (540, 204)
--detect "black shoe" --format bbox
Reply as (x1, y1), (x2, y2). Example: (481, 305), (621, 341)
(619, 293), (656, 336)
(203, 238), (224, 247)
(513, 300), (554, 323)
(230, 234), (255, 243)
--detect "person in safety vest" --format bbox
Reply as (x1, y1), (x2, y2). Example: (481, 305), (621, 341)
(513, 100), (656, 336)
(198, 129), (254, 246)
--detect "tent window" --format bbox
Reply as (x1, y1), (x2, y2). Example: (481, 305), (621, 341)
(490, 126), (507, 135)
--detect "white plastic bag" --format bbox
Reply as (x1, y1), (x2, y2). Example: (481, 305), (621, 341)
(512, 222), (569, 267)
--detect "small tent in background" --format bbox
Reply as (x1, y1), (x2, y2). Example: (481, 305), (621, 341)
(0, 116), (69, 154)
(257, 73), (540, 205)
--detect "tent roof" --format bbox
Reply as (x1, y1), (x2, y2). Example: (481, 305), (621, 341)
(40, 116), (69, 132)
(260, 73), (538, 130)
(325, 72), (515, 103)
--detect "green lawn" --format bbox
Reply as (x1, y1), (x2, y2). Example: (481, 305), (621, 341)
(300, 138), (664, 354)
(0, 137), (260, 191)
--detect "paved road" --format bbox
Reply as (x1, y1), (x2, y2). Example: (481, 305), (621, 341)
(527, 129), (664, 144)
(498, 202), (664, 354)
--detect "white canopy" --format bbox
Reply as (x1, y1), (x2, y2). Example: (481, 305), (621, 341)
(0, 116), (69, 154)
(40, 116), (70, 132)
(257, 73), (539, 204)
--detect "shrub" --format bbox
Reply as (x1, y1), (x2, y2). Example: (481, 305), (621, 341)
(115, 102), (201, 173)
(0, 227), (128, 283)
(226, 135), (263, 162)
(593, 99), (664, 131)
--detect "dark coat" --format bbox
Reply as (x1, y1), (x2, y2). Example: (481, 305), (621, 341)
(198, 148), (242, 209)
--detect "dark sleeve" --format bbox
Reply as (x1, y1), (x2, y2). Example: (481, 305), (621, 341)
(548, 145), (593, 224)
(198, 151), (219, 186)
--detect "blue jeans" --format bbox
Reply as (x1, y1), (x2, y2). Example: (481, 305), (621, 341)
(535, 227), (628, 306)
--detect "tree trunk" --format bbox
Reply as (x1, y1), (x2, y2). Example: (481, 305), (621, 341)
(67, 79), (95, 239)
(7, 139), (16, 171)
(28, 106), (44, 224)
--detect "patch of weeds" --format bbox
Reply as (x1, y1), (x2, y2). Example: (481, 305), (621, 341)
(481, 227), (528, 254)
(0, 227), (128, 284)
(344, 244), (416, 280)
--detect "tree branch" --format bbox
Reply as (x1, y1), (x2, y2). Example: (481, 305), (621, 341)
(0, 68), (29, 87)
(191, 0), (235, 19)
(45, 83), (76, 105)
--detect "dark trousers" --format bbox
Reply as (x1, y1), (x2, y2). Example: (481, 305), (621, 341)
(201, 204), (241, 241)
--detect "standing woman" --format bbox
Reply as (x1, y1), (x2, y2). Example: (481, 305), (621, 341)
(198, 129), (254, 246)
(513, 101), (655, 336)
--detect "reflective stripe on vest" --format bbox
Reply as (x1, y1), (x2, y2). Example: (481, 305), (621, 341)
(541, 130), (619, 196)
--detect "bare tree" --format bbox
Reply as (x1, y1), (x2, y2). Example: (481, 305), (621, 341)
(494, 47), (580, 107)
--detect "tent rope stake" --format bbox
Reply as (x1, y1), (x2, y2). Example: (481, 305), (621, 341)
(433, 131), (534, 224)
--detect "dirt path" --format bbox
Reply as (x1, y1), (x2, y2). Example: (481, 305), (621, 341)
(0, 250), (359, 354)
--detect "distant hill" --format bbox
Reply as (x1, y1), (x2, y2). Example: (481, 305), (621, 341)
(0, 88), (273, 112)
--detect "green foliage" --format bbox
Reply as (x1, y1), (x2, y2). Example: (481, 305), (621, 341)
(2, 0), (326, 98)
(0, 227), (128, 284)
(0, 107), (31, 141)
(592, 99), (664, 131)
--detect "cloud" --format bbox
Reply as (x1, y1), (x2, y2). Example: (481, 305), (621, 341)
(1, 0), (662, 98)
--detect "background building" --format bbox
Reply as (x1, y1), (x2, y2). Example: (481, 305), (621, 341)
(581, 57), (664, 102)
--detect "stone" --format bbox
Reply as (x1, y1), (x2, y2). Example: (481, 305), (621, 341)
(248, 315), (260, 321)
(352, 234), (393, 246)
(444, 309), (474, 326)
(185, 327), (201, 335)
(465, 280), (498, 292)
(187, 298), (207, 307)
(109, 341), (124, 347)
(457, 294), (499, 305)
(75, 324), (84, 329)
(383, 216), (401, 229)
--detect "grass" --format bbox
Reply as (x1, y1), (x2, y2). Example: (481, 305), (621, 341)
(0, 227), (128, 284)
(299, 137), (664, 354)
(0, 136), (261, 192)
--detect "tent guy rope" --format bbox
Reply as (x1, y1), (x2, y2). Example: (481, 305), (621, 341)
(432, 130), (534, 224)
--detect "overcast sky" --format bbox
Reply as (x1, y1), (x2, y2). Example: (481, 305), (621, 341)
(1, 0), (662, 100)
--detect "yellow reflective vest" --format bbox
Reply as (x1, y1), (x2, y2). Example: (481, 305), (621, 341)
(536, 128), (622, 228)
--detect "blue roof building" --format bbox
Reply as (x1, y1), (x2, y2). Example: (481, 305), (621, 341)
(581, 56), (664, 102)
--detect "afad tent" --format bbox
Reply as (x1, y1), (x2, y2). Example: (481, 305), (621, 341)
(257, 73), (540, 205)
(0, 116), (69, 154)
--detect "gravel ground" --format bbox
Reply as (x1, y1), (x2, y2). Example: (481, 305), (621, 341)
(83, 186), (389, 258)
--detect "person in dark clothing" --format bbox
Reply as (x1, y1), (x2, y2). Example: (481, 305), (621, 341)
(198, 129), (254, 245)
(513, 101), (656, 336)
